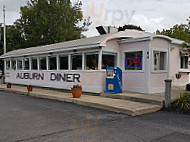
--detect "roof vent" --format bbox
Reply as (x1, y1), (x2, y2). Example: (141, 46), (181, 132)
(96, 26), (118, 35)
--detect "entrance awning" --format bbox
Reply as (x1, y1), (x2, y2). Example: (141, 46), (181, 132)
(180, 49), (190, 56)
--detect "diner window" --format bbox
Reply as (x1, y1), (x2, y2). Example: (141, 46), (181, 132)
(17, 59), (23, 70)
(39, 57), (47, 70)
(49, 56), (57, 70)
(12, 60), (16, 70)
(31, 57), (38, 70)
(85, 52), (98, 70)
(125, 51), (143, 70)
(71, 53), (82, 70)
(24, 58), (29, 70)
(6, 60), (10, 70)
(180, 56), (188, 69)
(59, 55), (68, 70)
(153, 51), (167, 71)
(102, 52), (117, 69)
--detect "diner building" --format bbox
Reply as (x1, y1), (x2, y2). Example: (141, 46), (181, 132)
(1, 27), (190, 94)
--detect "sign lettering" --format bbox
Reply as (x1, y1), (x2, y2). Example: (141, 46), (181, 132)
(16, 72), (81, 83)
(50, 73), (80, 83)
(16, 73), (44, 80)
(125, 57), (142, 69)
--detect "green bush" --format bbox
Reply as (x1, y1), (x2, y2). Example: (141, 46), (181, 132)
(171, 92), (190, 112)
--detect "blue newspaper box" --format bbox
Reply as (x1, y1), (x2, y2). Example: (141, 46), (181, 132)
(105, 67), (122, 94)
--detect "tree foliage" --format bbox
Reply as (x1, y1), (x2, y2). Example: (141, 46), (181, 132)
(156, 18), (190, 43)
(0, 25), (26, 71)
(0, 0), (90, 71)
(14, 0), (90, 48)
(118, 24), (143, 31)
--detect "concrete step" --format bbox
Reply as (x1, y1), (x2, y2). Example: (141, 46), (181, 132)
(100, 92), (164, 107)
(0, 84), (162, 116)
(69, 96), (162, 116)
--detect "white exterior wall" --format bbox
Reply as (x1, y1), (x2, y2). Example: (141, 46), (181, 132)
(5, 70), (105, 93)
(5, 48), (106, 94)
(4, 37), (189, 94)
(119, 40), (150, 94)
(149, 38), (169, 93)
(170, 44), (189, 86)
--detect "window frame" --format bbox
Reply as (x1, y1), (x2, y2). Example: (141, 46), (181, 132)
(151, 49), (168, 73)
(84, 51), (99, 71)
(39, 56), (47, 70)
(11, 59), (17, 70)
(101, 52), (117, 70)
(31, 57), (38, 70)
(17, 58), (23, 70)
(124, 51), (143, 71)
(59, 54), (69, 70)
(48, 55), (57, 71)
(180, 56), (189, 70)
(123, 50), (145, 73)
(5, 59), (11, 70)
(23, 58), (30, 70)
(71, 53), (83, 71)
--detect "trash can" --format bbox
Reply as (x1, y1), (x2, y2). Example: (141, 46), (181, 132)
(186, 84), (190, 91)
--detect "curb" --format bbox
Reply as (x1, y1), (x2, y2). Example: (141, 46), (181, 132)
(0, 88), (162, 116)
(100, 93), (164, 107)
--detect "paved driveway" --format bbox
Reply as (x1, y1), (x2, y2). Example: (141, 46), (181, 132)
(0, 91), (190, 142)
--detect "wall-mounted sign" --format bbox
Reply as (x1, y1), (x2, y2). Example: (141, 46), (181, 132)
(125, 56), (142, 70)
(16, 72), (80, 83)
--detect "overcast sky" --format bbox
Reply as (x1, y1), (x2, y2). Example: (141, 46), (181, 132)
(0, 0), (189, 37)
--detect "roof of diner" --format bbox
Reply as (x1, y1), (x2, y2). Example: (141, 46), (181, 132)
(0, 30), (187, 58)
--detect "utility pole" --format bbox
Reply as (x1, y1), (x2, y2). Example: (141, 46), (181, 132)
(3, 5), (6, 54)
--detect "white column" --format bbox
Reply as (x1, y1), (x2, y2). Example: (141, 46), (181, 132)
(16, 59), (18, 70)
(29, 57), (32, 70)
(56, 55), (59, 70)
(37, 57), (40, 71)
(22, 58), (24, 70)
(82, 52), (85, 70)
(46, 56), (49, 70)
(10, 59), (12, 70)
(98, 50), (102, 71)
(4, 59), (6, 72)
(68, 54), (71, 70)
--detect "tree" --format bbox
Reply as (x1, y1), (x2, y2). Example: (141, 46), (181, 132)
(14, 0), (90, 48)
(156, 18), (190, 43)
(118, 24), (143, 31)
(0, 25), (26, 71)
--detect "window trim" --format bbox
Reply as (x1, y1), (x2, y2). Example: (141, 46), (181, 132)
(48, 55), (57, 71)
(31, 57), (38, 70)
(59, 54), (69, 70)
(123, 50), (145, 73)
(17, 58), (23, 70)
(71, 53), (83, 71)
(5, 59), (11, 70)
(39, 56), (47, 70)
(151, 48), (168, 73)
(101, 51), (117, 70)
(180, 56), (189, 70)
(23, 58), (30, 71)
(11, 59), (17, 70)
(84, 51), (99, 71)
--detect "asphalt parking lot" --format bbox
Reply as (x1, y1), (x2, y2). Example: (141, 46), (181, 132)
(0, 91), (190, 142)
